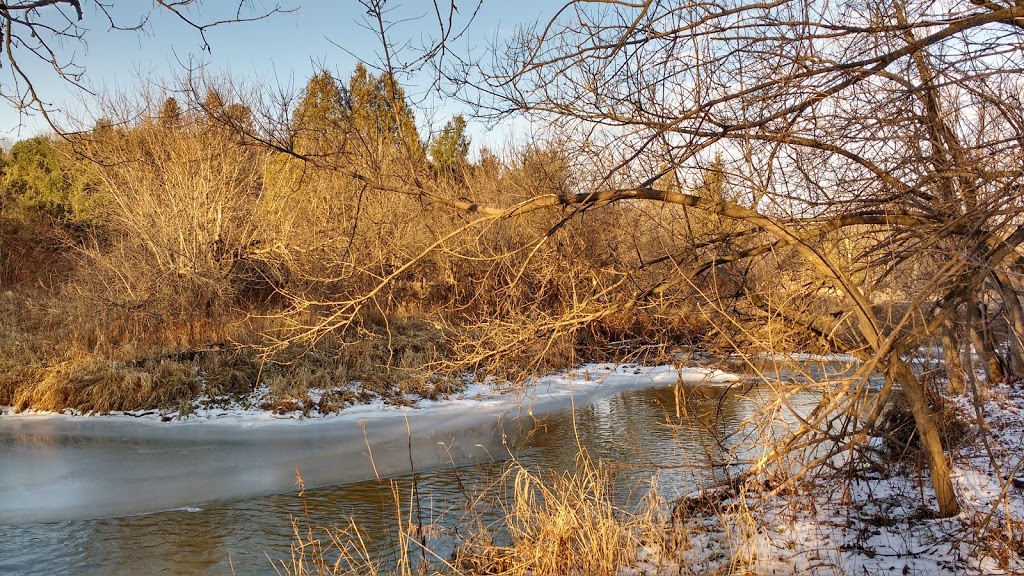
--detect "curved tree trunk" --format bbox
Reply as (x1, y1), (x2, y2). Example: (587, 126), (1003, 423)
(889, 359), (960, 517)
(993, 271), (1024, 380)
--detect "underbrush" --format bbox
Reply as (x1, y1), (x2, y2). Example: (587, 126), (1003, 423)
(0, 284), (471, 414)
(0, 272), (717, 414)
(876, 389), (973, 461)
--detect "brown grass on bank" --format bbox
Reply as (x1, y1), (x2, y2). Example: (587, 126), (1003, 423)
(0, 356), (200, 413)
(0, 266), (460, 414)
(0, 297), (460, 415)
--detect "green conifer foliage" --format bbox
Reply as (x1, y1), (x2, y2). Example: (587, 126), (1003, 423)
(429, 115), (470, 174)
(346, 63), (424, 167)
(1, 137), (91, 221)
(159, 97), (183, 128)
(292, 70), (350, 156)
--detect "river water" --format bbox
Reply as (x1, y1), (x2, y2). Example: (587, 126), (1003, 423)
(0, 360), (858, 575)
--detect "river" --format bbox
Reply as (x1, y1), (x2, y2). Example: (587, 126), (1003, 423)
(0, 360), (860, 575)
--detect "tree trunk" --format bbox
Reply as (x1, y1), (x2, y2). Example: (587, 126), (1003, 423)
(967, 297), (1005, 384)
(890, 359), (960, 517)
(941, 316), (966, 395)
(993, 271), (1024, 379)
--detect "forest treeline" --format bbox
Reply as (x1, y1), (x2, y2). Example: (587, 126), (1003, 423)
(0, 65), (740, 415)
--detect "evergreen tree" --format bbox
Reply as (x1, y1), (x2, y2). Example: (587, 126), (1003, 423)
(693, 153), (729, 203)
(159, 97), (182, 128)
(429, 115), (470, 174)
(292, 70), (349, 155)
(1, 137), (91, 221)
(223, 102), (253, 129)
(93, 118), (114, 135)
(202, 89), (226, 120)
(346, 63), (424, 166)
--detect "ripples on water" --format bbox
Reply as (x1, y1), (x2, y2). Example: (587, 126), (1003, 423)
(1, 361), (851, 576)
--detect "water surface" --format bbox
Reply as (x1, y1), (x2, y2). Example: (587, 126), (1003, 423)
(1, 363), (847, 575)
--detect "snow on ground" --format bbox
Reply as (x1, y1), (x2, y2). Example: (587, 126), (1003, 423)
(629, 380), (1024, 576)
(0, 362), (743, 427)
(746, 352), (862, 364)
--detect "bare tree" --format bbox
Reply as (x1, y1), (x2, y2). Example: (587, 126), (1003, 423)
(260, 0), (1024, 518)
(465, 0), (1024, 518)
(74, 97), (270, 319)
(0, 0), (291, 127)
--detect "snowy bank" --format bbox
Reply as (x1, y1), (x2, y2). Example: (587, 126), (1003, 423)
(0, 362), (740, 427)
(631, 380), (1024, 576)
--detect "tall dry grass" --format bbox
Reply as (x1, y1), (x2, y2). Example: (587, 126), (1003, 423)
(453, 457), (661, 576)
(273, 451), (667, 576)
(271, 471), (389, 576)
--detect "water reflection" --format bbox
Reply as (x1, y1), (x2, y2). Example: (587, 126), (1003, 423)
(0, 380), (827, 575)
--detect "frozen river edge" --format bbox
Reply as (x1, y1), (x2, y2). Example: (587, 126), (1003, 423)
(0, 364), (740, 525)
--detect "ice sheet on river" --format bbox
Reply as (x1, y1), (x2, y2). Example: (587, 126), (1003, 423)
(0, 364), (740, 525)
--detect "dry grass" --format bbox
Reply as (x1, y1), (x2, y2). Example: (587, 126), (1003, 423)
(0, 305), (457, 415)
(4, 356), (201, 414)
(271, 471), (388, 576)
(271, 471), (455, 576)
(453, 456), (657, 576)
(272, 451), (665, 576)
(0, 274), (460, 414)
(274, 516), (386, 576)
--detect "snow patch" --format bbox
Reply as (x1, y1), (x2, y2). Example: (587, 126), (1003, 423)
(631, 380), (1024, 576)
(0, 362), (743, 427)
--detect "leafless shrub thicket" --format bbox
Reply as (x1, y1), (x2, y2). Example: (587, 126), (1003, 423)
(483, 0), (1024, 517)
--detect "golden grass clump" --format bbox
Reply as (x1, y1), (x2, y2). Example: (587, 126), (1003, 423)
(453, 456), (654, 576)
(271, 453), (663, 576)
(272, 471), (454, 576)
(6, 357), (200, 414)
(273, 516), (386, 576)
(0, 360), (43, 407)
(198, 350), (259, 397)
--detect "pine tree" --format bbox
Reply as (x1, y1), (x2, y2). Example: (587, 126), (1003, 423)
(1, 137), (91, 221)
(202, 89), (225, 119)
(429, 115), (470, 174)
(159, 97), (182, 128)
(346, 63), (424, 167)
(292, 70), (349, 155)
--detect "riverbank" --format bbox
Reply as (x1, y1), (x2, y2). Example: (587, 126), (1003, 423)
(267, 376), (1023, 576)
(627, 379), (1024, 576)
(0, 362), (742, 425)
(5, 359), (1019, 575)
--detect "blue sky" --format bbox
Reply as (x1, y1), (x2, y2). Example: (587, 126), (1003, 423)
(0, 1), (554, 148)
